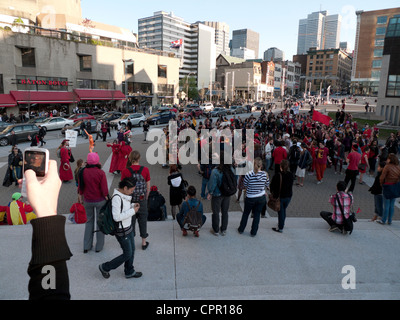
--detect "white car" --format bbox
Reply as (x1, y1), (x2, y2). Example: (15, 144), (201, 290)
(110, 113), (147, 128)
(36, 117), (74, 131)
(200, 103), (214, 112)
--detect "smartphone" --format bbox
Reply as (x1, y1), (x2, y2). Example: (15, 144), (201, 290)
(21, 148), (49, 197)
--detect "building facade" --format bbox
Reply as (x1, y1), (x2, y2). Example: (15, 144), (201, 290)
(231, 29), (260, 59)
(306, 48), (352, 95)
(351, 7), (400, 96)
(376, 15), (400, 125)
(138, 11), (216, 90)
(263, 47), (285, 62)
(297, 11), (341, 55)
(203, 21), (230, 57)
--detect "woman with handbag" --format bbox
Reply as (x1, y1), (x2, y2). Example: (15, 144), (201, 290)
(379, 153), (400, 225)
(59, 139), (73, 183)
(269, 159), (294, 233)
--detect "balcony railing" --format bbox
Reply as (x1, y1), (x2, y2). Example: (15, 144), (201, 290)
(0, 21), (175, 58)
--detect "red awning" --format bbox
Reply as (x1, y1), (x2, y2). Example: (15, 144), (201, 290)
(10, 91), (79, 104)
(0, 94), (17, 107)
(74, 89), (126, 101)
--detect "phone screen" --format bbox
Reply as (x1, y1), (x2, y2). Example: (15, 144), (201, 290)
(24, 150), (47, 177)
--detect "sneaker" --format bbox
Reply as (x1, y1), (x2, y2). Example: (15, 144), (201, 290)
(125, 271), (143, 279)
(182, 229), (188, 236)
(317, 180), (322, 185)
(99, 264), (110, 279)
(220, 230), (226, 236)
(194, 230), (199, 237)
(272, 227), (283, 233)
(329, 226), (339, 232)
(210, 229), (219, 236)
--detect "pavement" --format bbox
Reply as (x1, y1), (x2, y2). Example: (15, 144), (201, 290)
(1, 110), (400, 301)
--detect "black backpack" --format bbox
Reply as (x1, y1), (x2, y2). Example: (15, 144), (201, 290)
(219, 166), (237, 197)
(128, 167), (147, 203)
(96, 194), (123, 236)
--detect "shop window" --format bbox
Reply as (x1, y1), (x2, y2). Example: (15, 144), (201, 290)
(158, 65), (167, 78)
(78, 55), (92, 72)
(19, 47), (36, 67)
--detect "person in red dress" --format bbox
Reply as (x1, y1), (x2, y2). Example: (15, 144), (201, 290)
(59, 139), (73, 183)
(107, 140), (121, 174)
(117, 141), (132, 173)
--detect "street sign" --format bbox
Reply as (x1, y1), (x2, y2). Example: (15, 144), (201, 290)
(65, 130), (78, 148)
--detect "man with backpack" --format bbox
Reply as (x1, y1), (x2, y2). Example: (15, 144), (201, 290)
(147, 186), (167, 221)
(177, 186), (206, 237)
(207, 154), (237, 236)
(121, 151), (151, 250)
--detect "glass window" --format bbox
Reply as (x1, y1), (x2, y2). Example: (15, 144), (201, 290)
(78, 55), (92, 72)
(372, 60), (382, 68)
(387, 75), (400, 97)
(374, 49), (383, 57)
(371, 70), (381, 79)
(125, 61), (134, 74)
(375, 39), (385, 47)
(376, 27), (386, 36)
(158, 65), (167, 78)
(20, 47), (36, 67)
(377, 16), (388, 24)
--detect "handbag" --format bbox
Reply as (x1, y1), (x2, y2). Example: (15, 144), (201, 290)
(358, 163), (367, 171)
(268, 173), (282, 212)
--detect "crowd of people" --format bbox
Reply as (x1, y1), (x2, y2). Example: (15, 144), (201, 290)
(3, 101), (400, 300)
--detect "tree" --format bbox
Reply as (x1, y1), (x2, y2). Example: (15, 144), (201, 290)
(179, 76), (198, 100)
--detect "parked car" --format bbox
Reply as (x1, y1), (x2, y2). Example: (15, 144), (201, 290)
(180, 107), (203, 118)
(28, 117), (48, 124)
(67, 113), (95, 123)
(110, 113), (147, 128)
(61, 119), (98, 136)
(0, 124), (40, 146)
(35, 117), (74, 132)
(208, 107), (227, 117)
(157, 107), (178, 113)
(98, 111), (124, 122)
(227, 105), (245, 114)
(146, 111), (173, 125)
(0, 121), (10, 131)
(200, 103), (214, 112)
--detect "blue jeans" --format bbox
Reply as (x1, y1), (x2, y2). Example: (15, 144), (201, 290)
(382, 195), (396, 224)
(374, 194), (383, 218)
(103, 230), (135, 276)
(238, 195), (267, 236)
(201, 178), (209, 198)
(278, 197), (292, 230)
(265, 158), (272, 172)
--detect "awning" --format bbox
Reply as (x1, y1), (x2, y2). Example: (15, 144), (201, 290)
(0, 94), (17, 107)
(10, 91), (79, 104)
(74, 89), (126, 101)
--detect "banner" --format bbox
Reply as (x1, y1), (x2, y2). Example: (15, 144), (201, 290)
(171, 39), (183, 49)
(312, 110), (332, 126)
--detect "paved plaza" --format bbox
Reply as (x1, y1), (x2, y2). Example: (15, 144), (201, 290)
(0, 107), (400, 300)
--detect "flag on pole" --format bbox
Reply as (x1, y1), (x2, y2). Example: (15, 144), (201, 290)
(312, 110), (332, 126)
(171, 39), (183, 49)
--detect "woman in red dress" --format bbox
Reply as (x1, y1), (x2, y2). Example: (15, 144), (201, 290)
(59, 139), (73, 183)
(117, 141), (132, 173)
(107, 140), (121, 174)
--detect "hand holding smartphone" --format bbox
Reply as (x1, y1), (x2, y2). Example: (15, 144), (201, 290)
(21, 148), (49, 197)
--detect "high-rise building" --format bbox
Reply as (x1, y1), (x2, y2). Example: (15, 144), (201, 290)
(231, 29), (260, 59)
(263, 47), (285, 62)
(138, 11), (216, 90)
(351, 7), (400, 96)
(297, 11), (341, 55)
(203, 21), (230, 56)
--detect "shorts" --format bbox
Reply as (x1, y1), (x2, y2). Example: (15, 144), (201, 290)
(296, 167), (306, 178)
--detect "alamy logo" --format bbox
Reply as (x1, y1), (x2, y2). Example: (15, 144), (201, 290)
(41, 265), (56, 290)
(341, 265), (356, 290)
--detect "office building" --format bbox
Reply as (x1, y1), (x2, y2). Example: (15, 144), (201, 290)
(351, 7), (400, 96)
(231, 47), (256, 60)
(231, 29), (260, 59)
(376, 16), (400, 125)
(297, 11), (341, 55)
(138, 11), (216, 90)
(0, 1), (180, 113)
(263, 47), (285, 62)
(203, 21), (230, 56)
(306, 48), (352, 94)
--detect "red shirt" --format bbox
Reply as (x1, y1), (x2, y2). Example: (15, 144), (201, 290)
(121, 165), (151, 182)
(315, 147), (329, 164)
(273, 147), (287, 164)
(347, 152), (362, 170)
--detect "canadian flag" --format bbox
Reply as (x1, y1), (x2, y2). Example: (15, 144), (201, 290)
(171, 39), (183, 48)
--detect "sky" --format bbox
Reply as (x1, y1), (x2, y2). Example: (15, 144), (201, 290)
(81, 0), (400, 59)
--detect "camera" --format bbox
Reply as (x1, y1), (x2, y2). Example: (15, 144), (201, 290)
(23, 148), (49, 178)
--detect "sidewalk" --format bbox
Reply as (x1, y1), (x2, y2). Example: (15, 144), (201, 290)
(1, 214), (399, 300)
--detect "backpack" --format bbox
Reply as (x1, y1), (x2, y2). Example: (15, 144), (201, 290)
(96, 194), (123, 236)
(70, 203), (87, 224)
(183, 201), (203, 230)
(219, 166), (237, 197)
(128, 167), (147, 203)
